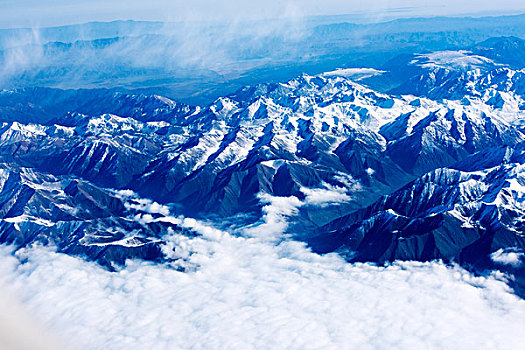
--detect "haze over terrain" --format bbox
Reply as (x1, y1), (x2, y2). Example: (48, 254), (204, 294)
(2, 12), (525, 104)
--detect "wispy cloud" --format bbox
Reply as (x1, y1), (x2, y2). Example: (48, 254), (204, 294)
(0, 10), (310, 90)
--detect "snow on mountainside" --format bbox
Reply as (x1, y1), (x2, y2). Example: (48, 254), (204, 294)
(1, 43), (525, 295)
(391, 66), (525, 103)
(411, 50), (500, 70)
(381, 38), (525, 101)
(362, 37), (525, 97)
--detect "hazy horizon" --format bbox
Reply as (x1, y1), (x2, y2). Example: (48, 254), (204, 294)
(1, 0), (525, 29)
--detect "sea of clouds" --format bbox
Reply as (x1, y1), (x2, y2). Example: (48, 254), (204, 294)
(0, 194), (524, 350)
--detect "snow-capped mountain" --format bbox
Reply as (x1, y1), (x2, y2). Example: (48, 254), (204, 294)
(470, 36), (525, 70)
(0, 39), (525, 296)
(312, 142), (525, 262)
(310, 142), (525, 294)
(391, 66), (525, 103)
(0, 163), (186, 268)
(363, 37), (525, 97)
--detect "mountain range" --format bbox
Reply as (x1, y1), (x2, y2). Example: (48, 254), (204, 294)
(0, 35), (524, 295)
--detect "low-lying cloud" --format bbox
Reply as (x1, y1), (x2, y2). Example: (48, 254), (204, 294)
(1, 191), (524, 350)
(491, 248), (525, 267)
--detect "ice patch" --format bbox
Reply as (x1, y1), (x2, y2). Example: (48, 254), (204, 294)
(412, 51), (498, 70)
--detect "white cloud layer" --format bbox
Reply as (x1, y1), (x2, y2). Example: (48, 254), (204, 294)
(1, 194), (525, 350)
(491, 248), (524, 267)
(301, 184), (352, 207)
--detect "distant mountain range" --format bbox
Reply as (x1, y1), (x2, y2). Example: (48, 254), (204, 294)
(1, 15), (525, 104)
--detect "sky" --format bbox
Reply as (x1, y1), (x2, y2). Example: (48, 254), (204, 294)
(1, 0), (525, 28)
